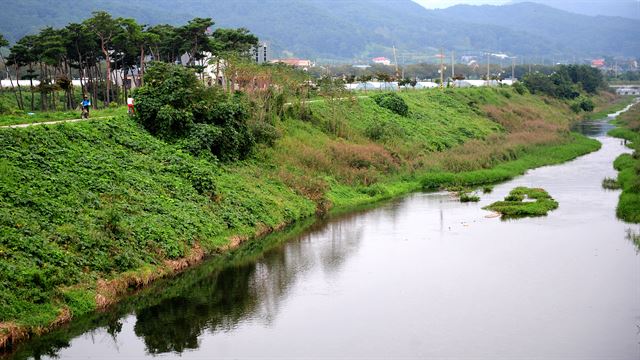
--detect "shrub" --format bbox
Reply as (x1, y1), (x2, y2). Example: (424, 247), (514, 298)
(512, 81), (527, 95)
(372, 93), (409, 116)
(579, 97), (595, 112)
(134, 62), (254, 161)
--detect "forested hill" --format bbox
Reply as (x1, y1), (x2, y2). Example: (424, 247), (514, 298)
(1, 0), (638, 60)
(433, 2), (640, 58)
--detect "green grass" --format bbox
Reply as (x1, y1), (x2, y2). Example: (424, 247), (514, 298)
(484, 187), (559, 218)
(420, 134), (601, 190)
(607, 102), (640, 223)
(585, 95), (636, 120)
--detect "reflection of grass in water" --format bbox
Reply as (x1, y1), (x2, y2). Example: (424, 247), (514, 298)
(626, 229), (640, 252)
(484, 187), (559, 219)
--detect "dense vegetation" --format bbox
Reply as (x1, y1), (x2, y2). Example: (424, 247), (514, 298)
(1, 1), (639, 61)
(483, 187), (559, 218)
(608, 102), (640, 222)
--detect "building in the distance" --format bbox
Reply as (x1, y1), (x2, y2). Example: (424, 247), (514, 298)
(270, 58), (313, 68)
(254, 42), (269, 64)
(372, 57), (391, 66)
(591, 59), (606, 68)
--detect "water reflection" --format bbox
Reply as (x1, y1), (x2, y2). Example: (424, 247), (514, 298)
(6, 206), (376, 359)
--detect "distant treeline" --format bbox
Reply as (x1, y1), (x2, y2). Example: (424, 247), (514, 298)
(0, 12), (258, 112)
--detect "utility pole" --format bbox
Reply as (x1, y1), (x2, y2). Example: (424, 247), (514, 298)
(511, 57), (515, 81)
(440, 48), (445, 89)
(451, 50), (455, 79)
(486, 52), (490, 87)
(393, 46), (400, 80)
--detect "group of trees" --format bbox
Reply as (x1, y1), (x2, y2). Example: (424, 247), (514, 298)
(0, 12), (259, 112)
(521, 64), (606, 112)
(522, 64), (605, 99)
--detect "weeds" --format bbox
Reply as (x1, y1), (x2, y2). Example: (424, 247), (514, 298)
(483, 187), (559, 218)
(602, 177), (621, 190)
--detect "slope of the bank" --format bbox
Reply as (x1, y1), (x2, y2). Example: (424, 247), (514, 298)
(0, 87), (606, 350)
(608, 101), (640, 223)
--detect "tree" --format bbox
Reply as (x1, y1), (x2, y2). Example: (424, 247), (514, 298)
(147, 24), (181, 63)
(85, 11), (119, 104)
(8, 35), (38, 110)
(178, 18), (214, 66)
(211, 28), (258, 58)
(0, 33), (12, 91)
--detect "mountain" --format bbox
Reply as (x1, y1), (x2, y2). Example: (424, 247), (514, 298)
(511, 0), (640, 20)
(433, 2), (640, 58)
(0, 0), (638, 61)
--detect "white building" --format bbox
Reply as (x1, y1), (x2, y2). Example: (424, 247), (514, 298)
(372, 57), (391, 66)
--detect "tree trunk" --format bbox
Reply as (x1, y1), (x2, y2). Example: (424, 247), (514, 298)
(139, 45), (145, 86)
(101, 38), (111, 104)
(28, 63), (34, 111)
(1, 53), (20, 109)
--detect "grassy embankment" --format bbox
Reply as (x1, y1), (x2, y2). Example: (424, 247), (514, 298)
(608, 101), (640, 222)
(0, 87), (606, 350)
(585, 94), (637, 120)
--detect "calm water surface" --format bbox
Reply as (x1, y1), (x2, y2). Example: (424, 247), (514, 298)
(9, 108), (640, 359)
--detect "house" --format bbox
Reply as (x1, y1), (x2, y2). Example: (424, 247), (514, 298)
(591, 59), (606, 68)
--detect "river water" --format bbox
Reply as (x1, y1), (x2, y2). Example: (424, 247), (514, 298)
(8, 107), (640, 359)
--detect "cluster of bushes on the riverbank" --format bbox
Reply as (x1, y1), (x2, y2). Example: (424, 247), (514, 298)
(608, 102), (640, 223)
(0, 76), (610, 349)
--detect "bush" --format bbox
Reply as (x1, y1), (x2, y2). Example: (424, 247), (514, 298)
(579, 97), (595, 112)
(372, 93), (409, 117)
(512, 82), (527, 95)
(134, 62), (254, 161)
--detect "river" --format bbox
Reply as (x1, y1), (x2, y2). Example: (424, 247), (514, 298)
(7, 105), (640, 359)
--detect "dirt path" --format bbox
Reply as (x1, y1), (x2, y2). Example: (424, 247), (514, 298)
(0, 116), (113, 129)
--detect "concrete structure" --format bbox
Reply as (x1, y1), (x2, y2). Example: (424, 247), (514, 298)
(615, 87), (640, 96)
(253, 42), (269, 64)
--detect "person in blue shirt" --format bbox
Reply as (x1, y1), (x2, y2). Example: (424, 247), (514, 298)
(81, 95), (91, 118)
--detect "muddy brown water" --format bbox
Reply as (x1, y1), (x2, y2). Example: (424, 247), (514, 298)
(8, 105), (640, 359)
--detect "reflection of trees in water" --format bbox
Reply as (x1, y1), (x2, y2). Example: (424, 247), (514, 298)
(317, 218), (364, 276)
(134, 265), (257, 354)
(8, 208), (373, 359)
(133, 213), (365, 355)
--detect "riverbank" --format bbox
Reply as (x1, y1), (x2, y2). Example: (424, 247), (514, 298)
(607, 101), (640, 222)
(0, 87), (614, 352)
